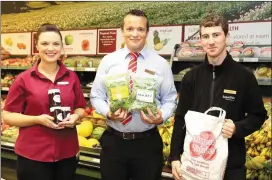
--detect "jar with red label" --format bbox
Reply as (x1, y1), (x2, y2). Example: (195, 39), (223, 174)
(50, 106), (63, 124)
(48, 89), (61, 107)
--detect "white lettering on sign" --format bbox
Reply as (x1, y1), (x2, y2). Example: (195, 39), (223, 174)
(136, 89), (154, 103)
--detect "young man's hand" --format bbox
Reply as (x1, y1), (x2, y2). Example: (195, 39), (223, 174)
(171, 160), (182, 180)
(107, 108), (129, 122)
(222, 119), (236, 138)
(140, 108), (163, 125)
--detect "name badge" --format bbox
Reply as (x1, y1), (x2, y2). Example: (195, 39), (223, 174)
(57, 81), (69, 85)
(144, 69), (155, 75)
(223, 89), (236, 95)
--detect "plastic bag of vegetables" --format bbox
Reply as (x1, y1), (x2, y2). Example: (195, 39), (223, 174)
(129, 74), (162, 115)
(104, 73), (131, 112)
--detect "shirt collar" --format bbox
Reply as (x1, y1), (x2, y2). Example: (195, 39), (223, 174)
(204, 51), (233, 72)
(31, 59), (69, 78)
(123, 45), (148, 60)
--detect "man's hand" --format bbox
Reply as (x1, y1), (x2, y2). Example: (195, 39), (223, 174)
(171, 160), (182, 180)
(140, 108), (163, 125)
(58, 113), (80, 128)
(37, 114), (63, 129)
(107, 108), (128, 121)
(222, 119), (236, 138)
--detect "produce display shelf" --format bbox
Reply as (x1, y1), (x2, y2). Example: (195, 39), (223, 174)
(257, 78), (272, 86)
(67, 67), (97, 72)
(173, 57), (203, 62)
(1, 136), (174, 179)
(1, 66), (32, 70)
(174, 75), (272, 86)
(173, 57), (272, 62)
(83, 93), (90, 98)
(1, 66), (97, 72)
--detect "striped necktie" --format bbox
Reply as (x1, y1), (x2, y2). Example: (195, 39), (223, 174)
(121, 52), (139, 126)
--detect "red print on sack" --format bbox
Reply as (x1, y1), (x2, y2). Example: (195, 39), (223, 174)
(189, 131), (217, 161)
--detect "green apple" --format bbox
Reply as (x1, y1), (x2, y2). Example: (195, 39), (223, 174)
(65, 34), (73, 45)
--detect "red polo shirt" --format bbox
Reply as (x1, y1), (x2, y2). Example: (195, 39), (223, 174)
(4, 60), (86, 162)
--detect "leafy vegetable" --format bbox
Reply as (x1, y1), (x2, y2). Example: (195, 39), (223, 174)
(129, 74), (162, 115)
(104, 73), (131, 112)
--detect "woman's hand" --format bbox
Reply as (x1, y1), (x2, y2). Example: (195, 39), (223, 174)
(58, 113), (80, 128)
(37, 114), (64, 129)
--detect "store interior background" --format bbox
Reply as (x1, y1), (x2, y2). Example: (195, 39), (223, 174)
(1, 1), (271, 180)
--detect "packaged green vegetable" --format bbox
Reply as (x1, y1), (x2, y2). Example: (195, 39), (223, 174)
(104, 73), (131, 112)
(129, 74), (162, 115)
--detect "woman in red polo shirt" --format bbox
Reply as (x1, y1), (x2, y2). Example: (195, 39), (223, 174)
(2, 23), (86, 180)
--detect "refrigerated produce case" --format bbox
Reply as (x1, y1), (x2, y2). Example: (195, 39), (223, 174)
(1, 135), (174, 180)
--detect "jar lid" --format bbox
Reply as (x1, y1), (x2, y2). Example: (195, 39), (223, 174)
(62, 107), (71, 111)
(48, 89), (60, 94)
(50, 106), (62, 112)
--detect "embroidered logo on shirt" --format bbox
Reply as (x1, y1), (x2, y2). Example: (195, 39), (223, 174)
(222, 95), (235, 101)
(57, 82), (69, 85)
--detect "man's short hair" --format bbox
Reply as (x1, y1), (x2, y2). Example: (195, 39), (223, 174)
(121, 9), (149, 32)
(200, 13), (229, 36)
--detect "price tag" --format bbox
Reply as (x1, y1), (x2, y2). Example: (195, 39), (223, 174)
(173, 57), (178, 61)
(92, 158), (100, 164)
(136, 89), (154, 103)
(2, 87), (9, 91)
(83, 93), (89, 98)
(84, 68), (96, 71)
(233, 58), (239, 62)
(67, 67), (75, 71)
(243, 58), (258, 62)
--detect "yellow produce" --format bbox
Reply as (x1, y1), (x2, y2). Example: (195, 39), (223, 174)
(163, 144), (170, 157)
(168, 126), (173, 134)
(78, 135), (88, 147)
(246, 155), (266, 170)
(76, 121), (93, 137)
(154, 42), (164, 51)
(5, 37), (13, 46)
(86, 138), (100, 148)
(158, 126), (165, 136)
(161, 132), (171, 145)
(260, 148), (269, 156)
(92, 110), (106, 119)
(81, 120), (93, 128)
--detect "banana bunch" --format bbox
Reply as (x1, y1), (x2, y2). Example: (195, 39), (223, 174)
(163, 144), (170, 157)
(246, 169), (258, 179)
(246, 130), (270, 157)
(260, 147), (272, 160)
(247, 146), (261, 157)
(158, 122), (174, 165)
(245, 155), (266, 170)
(257, 169), (272, 180)
(245, 123), (271, 158)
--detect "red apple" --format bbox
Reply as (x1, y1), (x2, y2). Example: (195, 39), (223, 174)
(85, 107), (91, 114)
